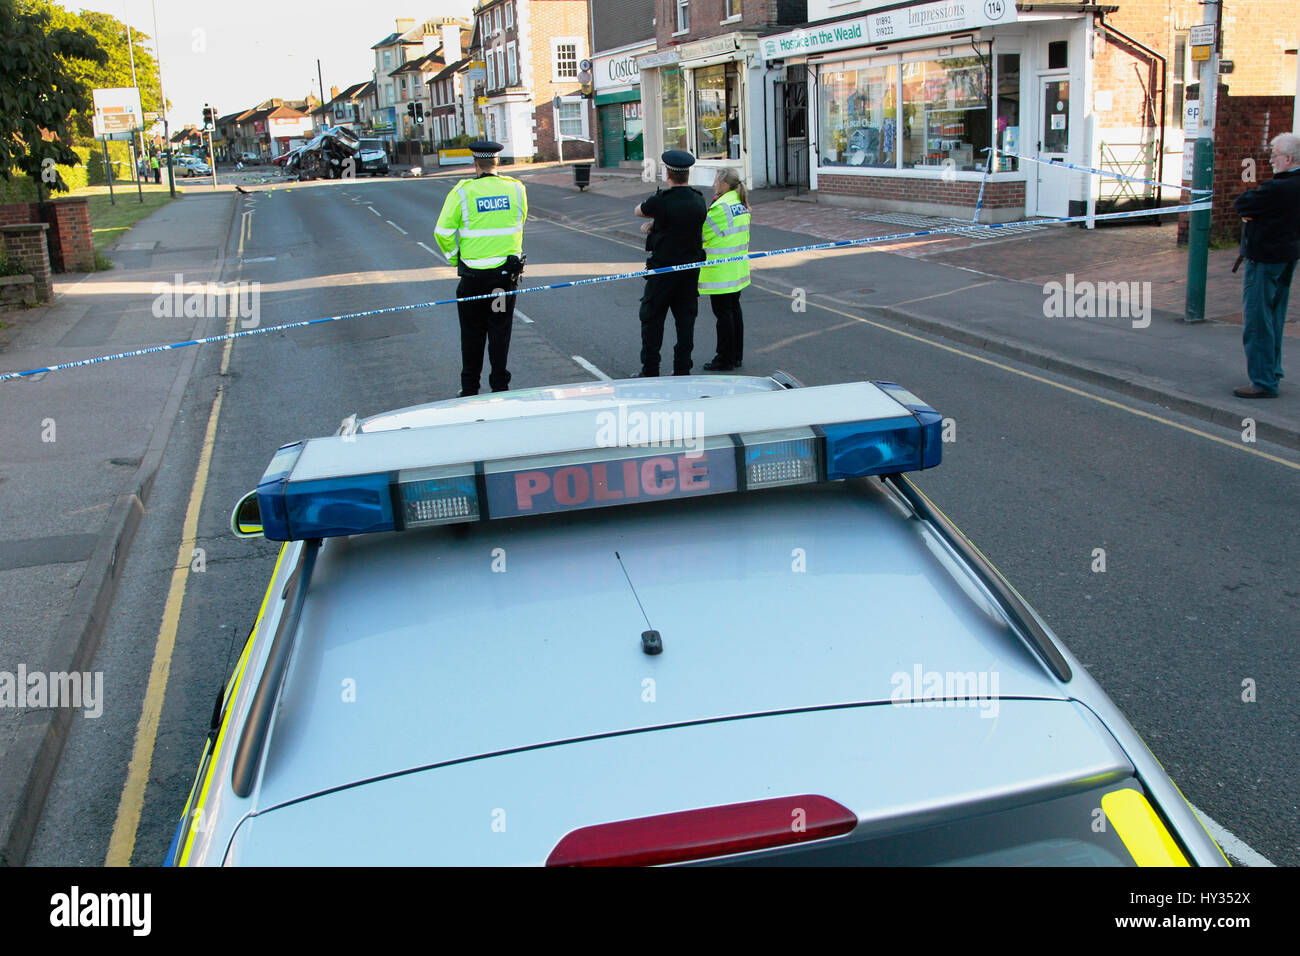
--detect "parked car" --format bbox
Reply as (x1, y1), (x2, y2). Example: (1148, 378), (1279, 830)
(238, 152), (263, 165)
(167, 375), (1229, 867)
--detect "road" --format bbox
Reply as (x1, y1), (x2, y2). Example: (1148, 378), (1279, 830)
(27, 172), (1300, 866)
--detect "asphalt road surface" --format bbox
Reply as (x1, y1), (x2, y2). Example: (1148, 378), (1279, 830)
(28, 173), (1300, 867)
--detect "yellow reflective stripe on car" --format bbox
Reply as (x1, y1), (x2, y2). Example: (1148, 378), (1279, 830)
(178, 543), (288, 866)
(1101, 789), (1190, 867)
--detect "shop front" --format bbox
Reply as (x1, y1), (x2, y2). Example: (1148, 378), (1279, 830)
(638, 33), (768, 189)
(761, 1), (1099, 221)
(594, 42), (652, 168)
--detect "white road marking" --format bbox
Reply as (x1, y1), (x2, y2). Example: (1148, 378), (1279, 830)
(386, 220), (408, 235)
(369, 207), (381, 216)
(417, 241), (446, 264)
(515, 309), (533, 323)
(1188, 801), (1275, 867)
(571, 355), (611, 381)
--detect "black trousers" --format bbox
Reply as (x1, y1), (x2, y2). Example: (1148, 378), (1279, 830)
(708, 291), (744, 366)
(457, 273), (516, 393)
(639, 270), (698, 374)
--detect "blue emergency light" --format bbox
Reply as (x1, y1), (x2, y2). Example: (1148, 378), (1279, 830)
(252, 381), (942, 542)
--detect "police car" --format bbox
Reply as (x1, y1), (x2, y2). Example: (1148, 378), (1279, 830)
(167, 374), (1227, 866)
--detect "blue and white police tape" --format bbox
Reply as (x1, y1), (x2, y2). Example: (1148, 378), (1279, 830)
(986, 147), (1211, 197)
(0, 198), (1211, 383)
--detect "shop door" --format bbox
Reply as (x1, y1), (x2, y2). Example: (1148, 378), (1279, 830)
(774, 67), (809, 189)
(623, 101), (644, 162)
(1034, 77), (1071, 217)
(598, 104), (624, 167)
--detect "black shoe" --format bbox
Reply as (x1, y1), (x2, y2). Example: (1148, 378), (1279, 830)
(632, 370), (660, 378)
(457, 389), (478, 397)
(1233, 385), (1278, 398)
(703, 359), (736, 372)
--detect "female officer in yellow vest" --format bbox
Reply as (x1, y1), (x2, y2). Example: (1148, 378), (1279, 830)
(699, 167), (750, 372)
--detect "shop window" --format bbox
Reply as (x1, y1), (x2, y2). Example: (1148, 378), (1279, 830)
(996, 53), (1020, 171)
(1172, 33), (1187, 120)
(661, 66), (688, 151)
(693, 64), (739, 160)
(901, 55), (989, 171)
(819, 61), (897, 169)
(1048, 41), (1068, 70)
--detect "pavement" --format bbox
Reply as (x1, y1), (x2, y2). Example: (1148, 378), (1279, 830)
(1, 159), (1296, 866)
(0, 190), (238, 864)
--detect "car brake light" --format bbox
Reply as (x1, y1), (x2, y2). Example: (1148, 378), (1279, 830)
(546, 795), (856, 867)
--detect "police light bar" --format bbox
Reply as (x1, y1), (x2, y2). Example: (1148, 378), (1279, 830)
(254, 381), (942, 541)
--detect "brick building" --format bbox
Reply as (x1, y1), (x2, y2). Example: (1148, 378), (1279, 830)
(591, 0), (655, 168)
(637, 0), (808, 188)
(472, 0), (595, 162)
(758, 0), (1298, 220)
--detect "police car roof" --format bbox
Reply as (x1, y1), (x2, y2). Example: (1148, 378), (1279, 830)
(252, 473), (1072, 810)
(358, 375), (781, 432)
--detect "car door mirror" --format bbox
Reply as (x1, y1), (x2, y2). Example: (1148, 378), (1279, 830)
(231, 491), (263, 538)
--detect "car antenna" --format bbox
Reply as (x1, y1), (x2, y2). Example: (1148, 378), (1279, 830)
(615, 551), (661, 655)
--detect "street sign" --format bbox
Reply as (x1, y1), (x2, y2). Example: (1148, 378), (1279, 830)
(1191, 45), (1211, 62)
(578, 58), (592, 73)
(1189, 23), (1216, 46)
(92, 87), (143, 140)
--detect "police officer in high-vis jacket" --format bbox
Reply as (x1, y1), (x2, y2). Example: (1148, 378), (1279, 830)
(633, 150), (708, 376)
(435, 141), (528, 395)
(699, 167), (751, 371)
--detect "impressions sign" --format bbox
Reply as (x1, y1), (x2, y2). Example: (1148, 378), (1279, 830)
(761, 0), (1017, 61)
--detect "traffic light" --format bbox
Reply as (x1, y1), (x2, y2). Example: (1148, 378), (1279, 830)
(406, 102), (416, 119)
(202, 104), (215, 130)
(414, 102), (424, 124)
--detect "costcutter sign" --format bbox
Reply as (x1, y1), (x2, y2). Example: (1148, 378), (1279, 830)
(761, 0), (1017, 61)
(595, 46), (651, 92)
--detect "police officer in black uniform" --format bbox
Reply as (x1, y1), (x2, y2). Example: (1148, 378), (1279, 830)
(633, 150), (708, 376)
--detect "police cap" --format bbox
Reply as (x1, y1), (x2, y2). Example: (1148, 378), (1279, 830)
(470, 141), (504, 159)
(661, 150), (696, 172)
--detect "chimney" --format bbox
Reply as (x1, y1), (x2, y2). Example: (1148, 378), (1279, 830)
(440, 22), (462, 63)
(396, 17), (415, 34)
(330, 85), (339, 99)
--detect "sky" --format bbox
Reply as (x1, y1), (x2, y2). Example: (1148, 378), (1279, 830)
(69, 1), (477, 127)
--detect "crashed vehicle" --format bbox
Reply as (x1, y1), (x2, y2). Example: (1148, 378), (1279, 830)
(296, 127), (360, 181)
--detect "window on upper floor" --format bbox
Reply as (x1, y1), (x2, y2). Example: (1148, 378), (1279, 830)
(487, 53), (497, 90)
(724, 0), (740, 19)
(507, 42), (518, 85)
(505, 3), (513, 29)
(384, 51), (392, 69)
(676, 0), (689, 33)
(553, 39), (579, 79)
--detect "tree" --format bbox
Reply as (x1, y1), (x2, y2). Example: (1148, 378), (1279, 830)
(0, 0), (107, 194)
(16, 1), (163, 142)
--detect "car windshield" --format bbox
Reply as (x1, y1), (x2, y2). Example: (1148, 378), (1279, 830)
(708, 782), (1155, 867)
(360, 140), (382, 152)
